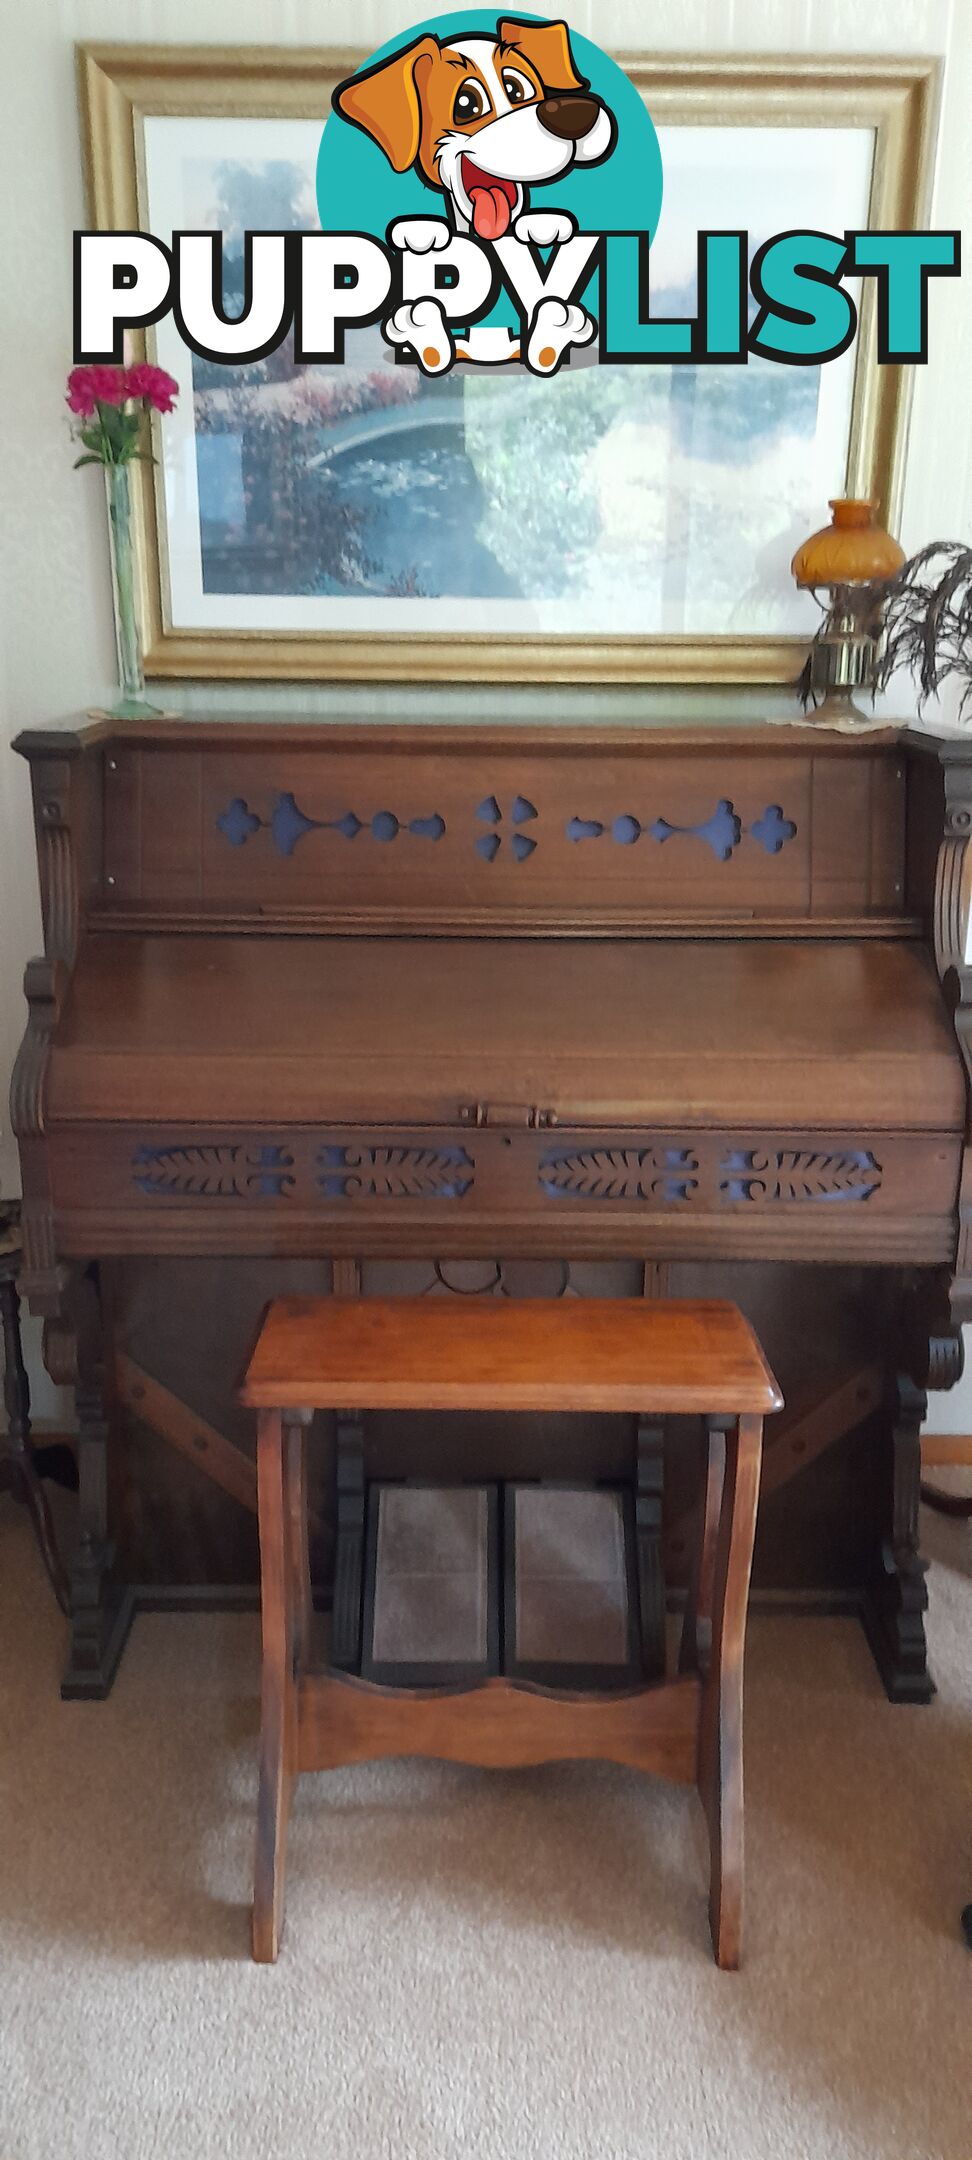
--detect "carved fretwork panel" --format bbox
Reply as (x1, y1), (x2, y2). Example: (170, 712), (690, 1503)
(318, 1145), (475, 1201)
(87, 736), (910, 930)
(539, 1143), (885, 1207)
(539, 1147), (699, 1203)
(717, 1149), (883, 1204)
(44, 1123), (959, 1266)
(133, 1143), (297, 1200)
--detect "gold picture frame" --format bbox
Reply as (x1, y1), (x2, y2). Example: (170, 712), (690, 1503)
(77, 41), (940, 685)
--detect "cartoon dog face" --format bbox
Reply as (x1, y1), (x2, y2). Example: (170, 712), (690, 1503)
(333, 17), (616, 239)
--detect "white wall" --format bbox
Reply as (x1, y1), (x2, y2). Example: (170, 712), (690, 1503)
(1, 0), (971, 1421)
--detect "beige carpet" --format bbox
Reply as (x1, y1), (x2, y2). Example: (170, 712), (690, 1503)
(0, 1512), (969, 2160)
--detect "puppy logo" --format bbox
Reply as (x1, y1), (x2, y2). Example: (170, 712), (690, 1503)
(333, 16), (617, 372)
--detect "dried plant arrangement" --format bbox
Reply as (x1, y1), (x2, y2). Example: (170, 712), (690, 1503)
(873, 541), (972, 718)
(798, 539), (972, 721)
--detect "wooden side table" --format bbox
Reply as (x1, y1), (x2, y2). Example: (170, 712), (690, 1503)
(241, 1296), (782, 1969)
(0, 1204), (72, 1615)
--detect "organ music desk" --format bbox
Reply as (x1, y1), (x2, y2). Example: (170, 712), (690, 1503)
(11, 716), (972, 1702)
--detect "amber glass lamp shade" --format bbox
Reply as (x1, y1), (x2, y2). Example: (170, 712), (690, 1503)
(791, 499), (905, 588)
(791, 500), (905, 727)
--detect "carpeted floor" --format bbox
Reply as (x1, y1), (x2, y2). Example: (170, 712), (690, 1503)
(0, 1510), (969, 2160)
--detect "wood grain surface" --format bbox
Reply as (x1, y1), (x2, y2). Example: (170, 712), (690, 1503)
(46, 933), (962, 1132)
(240, 1296), (783, 1414)
(296, 1669), (702, 1779)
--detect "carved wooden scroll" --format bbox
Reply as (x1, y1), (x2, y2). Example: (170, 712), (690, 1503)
(10, 737), (91, 1316)
(932, 747), (972, 1332)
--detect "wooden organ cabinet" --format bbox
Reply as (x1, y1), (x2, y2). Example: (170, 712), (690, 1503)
(10, 717), (972, 1701)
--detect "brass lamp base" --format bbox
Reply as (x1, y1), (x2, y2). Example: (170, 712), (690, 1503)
(804, 683), (879, 728)
(802, 614), (882, 730)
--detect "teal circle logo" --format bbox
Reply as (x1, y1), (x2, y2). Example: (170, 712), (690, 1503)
(317, 12), (663, 244)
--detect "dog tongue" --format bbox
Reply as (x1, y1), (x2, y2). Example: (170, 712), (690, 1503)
(470, 184), (512, 241)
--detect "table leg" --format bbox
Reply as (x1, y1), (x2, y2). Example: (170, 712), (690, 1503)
(636, 1416), (667, 1682)
(253, 1408), (298, 1964)
(697, 1412), (763, 1971)
(679, 1418), (727, 1677)
(286, 1412), (314, 1671)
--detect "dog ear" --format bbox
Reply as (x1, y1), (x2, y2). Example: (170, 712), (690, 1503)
(497, 18), (587, 92)
(332, 37), (440, 172)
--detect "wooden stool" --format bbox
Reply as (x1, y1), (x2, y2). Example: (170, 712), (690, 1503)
(240, 1296), (781, 1969)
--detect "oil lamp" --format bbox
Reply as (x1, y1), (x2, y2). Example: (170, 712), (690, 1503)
(791, 498), (905, 725)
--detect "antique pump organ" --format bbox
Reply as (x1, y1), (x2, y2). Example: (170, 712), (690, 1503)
(11, 716), (972, 1700)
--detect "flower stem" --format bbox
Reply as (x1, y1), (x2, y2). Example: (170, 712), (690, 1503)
(105, 461), (159, 716)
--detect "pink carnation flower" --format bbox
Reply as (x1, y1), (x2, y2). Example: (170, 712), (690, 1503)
(125, 362), (179, 413)
(65, 363), (129, 415)
(90, 365), (129, 405)
(65, 369), (93, 416)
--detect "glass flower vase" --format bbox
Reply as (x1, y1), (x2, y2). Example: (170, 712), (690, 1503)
(104, 461), (161, 719)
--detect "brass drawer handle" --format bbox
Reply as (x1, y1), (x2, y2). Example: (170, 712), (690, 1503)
(457, 1103), (558, 1130)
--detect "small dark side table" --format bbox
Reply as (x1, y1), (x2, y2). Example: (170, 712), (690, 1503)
(0, 1202), (74, 1614)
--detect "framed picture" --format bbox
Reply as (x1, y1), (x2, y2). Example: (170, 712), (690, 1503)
(78, 43), (939, 684)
